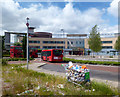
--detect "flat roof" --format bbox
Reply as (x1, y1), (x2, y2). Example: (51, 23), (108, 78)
(67, 34), (87, 37)
(5, 32), (26, 35)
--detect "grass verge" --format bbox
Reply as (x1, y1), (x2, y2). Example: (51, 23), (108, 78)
(63, 57), (120, 66)
(7, 58), (34, 61)
(2, 64), (119, 95)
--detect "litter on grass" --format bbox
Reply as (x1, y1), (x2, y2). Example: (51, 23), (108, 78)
(61, 62), (90, 84)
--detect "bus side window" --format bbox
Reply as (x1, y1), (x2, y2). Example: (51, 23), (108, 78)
(46, 51), (48, 56)
(43, 52), (45, 56)
(48, 51), (51, 56)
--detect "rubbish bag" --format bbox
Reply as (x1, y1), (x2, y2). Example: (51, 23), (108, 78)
(61, 62), (90, 83)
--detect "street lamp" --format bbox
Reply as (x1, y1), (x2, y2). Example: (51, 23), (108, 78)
(61, 29), (64, 38)
(61, 29), (65, 55)
(26, 17), (29, 70)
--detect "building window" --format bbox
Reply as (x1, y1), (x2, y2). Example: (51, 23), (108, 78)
(43, 41), (64, 44)
(29, 40), (40, 43)
(79, 41), (81, 44)
(67, 41), (69, 44)
(34, 41), (37, 43)
(102, 46), (112, 49)
(43, 46), (47, 49)
(43, 41), (48, 43)
(101, 41), (112, 43)
(29, 41), (32, 43)
(71, 41), (73, 44)
(37, 41), (40, 43)
(76, 41), (78, 44)
(48, 46), (51, 49)
(56, 46), (64, 49)
(29, 46), (40, 49)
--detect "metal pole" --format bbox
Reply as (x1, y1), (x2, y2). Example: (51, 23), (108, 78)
(61, 29), (65, 55)
(26, 17), (29, 70)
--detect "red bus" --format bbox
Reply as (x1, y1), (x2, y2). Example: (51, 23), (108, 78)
(41, 49), (63, 62)
(29, 48), (38, 58)
(10, 46), (23, 58)
(10, 46), (38, 58)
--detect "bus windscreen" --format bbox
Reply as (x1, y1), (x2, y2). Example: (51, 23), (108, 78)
(53, 50), (62, 56)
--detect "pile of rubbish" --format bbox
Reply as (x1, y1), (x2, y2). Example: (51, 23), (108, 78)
(61, 62), (90, 83)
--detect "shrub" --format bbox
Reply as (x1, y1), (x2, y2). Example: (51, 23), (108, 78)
(2, 54), (10, 57)
(63, 57), (120, 66)
(109, 56), (113, 58)
(2, 59), (8, 66)
(7, 58), (34, 61)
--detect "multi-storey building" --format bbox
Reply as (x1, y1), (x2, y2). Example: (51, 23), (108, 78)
(18, 33), (86, 55)
(67, 39), (85, 55)
(84, 37), (118, 55)
(5, 28), (118, 56)
(19, 37), (68, 49)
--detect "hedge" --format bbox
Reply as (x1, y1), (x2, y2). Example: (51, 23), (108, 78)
(2, 59), (8, 66)
(7, 58), (34, 61)
(63, 57), (120, 66)
(2, 54), (10, 57)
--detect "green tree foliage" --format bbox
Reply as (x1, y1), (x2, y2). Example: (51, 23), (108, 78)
(2, 36), (5, 50)
(14, 42), (22, 46)
(114, 36), (120, 51)
(22, 35), (27, 58)
(88, 25), (102, 53)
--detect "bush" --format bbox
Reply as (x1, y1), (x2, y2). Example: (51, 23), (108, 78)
(7, 58), (34, 61)
(2, 54), (10, 57)
(63, 57), (120, 66)
(109, 56), (113, 58)
(2, 59), (8, 66)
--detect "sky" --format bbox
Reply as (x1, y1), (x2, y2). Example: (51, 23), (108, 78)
(0, 0), (119, 37)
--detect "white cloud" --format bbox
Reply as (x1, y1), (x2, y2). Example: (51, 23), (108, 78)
(99, 24), (118, 34)
(0, 0), (117, 37)
(107, 0), (120, 17)
(35, 3), (104, 34)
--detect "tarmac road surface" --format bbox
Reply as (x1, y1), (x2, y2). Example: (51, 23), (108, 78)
(8, 57), (119, 87)
(41, 63), (118, 82)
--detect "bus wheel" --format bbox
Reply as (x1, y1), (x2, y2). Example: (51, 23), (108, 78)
(48, 58), (50, 62)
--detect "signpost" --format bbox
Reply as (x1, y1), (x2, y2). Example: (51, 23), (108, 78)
(26, 17), (29, 70)
(61, 29), (65, 55)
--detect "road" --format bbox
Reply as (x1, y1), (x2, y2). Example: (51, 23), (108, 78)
(33, 58), (119, 82)
(9, 57), (119, 87)
(9, 57), (118, 82)
(41, 63), (118, 82)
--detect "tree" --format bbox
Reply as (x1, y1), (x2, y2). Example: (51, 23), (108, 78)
(22, 35), (27, 58)
(14, 42), (22, 46)
(88, 25), (102, 56)
(114, 36), (120, 51)
(2, 36), (5, 50)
